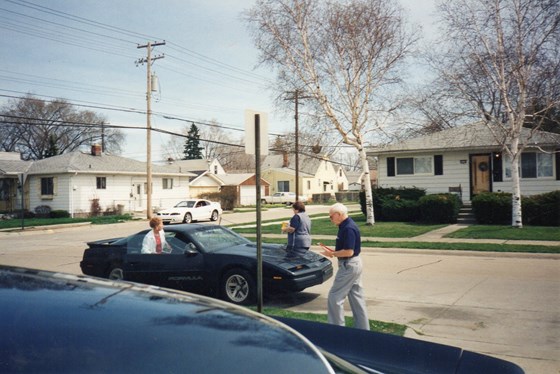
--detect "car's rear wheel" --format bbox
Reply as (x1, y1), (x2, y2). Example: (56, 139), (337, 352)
(221, 269), (255, 305)
(261, 199), (266, 204)
(108, 266), (124, 280)
(210, 210), (219, 221)
(183, 213), (192, 224)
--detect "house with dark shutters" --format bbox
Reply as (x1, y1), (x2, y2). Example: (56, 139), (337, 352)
(367, 122), (560, 203)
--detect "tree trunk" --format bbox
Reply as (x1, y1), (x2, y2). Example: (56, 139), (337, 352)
(359, 147), (375, 225)
(509, 140), (523, 228)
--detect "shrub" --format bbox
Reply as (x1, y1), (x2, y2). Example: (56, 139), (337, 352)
(50, 210), (70, 219)
(418, 194), (461, 223)
(201, 190), (236, 210)
(522, 190), (560, 226)
(378, 197), (420, 222)
(34, 205), (51, 218)
(472, 192), (511, 224)
(90, 199), (102, 217)
(361, 187), (425, 221)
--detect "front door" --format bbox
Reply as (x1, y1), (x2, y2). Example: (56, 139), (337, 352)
(471, 155), (491, 195)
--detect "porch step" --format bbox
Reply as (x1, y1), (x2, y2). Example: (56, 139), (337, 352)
(457, 204), (476, 224)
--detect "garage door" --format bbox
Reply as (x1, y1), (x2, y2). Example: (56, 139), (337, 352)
(240, 186), (265, 206)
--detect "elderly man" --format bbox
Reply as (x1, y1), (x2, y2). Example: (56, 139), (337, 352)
(320, 203), (369, 330)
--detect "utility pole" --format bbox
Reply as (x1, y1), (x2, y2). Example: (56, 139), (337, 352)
(285, 89), (311, 201)
(136, 40), (165, 219)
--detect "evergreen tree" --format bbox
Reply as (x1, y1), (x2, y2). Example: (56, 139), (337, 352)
(42, 134), (60, 158)
(183, 123), (203, 160)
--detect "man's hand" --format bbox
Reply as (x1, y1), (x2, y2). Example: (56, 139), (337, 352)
(318, 243), (334, 258)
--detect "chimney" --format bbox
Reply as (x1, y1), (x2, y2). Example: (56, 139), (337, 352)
(91, 144), (102, 156)
(282, 152), (289, 168)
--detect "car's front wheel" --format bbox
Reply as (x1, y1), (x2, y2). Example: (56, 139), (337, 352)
(183, 212), (192, 224)
(210, 210), (219, 221)
(107, 266), (124, 280)
(221, 269), (255, 305)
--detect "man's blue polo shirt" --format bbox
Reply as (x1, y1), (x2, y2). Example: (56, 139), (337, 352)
(335, 217), (361, 257)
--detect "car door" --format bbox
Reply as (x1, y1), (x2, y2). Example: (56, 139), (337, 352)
(121, 232), (153, 282)
(193, 200), (211, 220)
(127, 231), (208, 294)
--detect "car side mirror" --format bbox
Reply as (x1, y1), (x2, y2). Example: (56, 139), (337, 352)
(184, 243), (198, 256)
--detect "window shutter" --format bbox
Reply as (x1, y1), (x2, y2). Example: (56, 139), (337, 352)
(556, 150), (560, 180)
(387, 157), (395, 177)
(434, 155), (443, 175)
(493, 152), (503, 182)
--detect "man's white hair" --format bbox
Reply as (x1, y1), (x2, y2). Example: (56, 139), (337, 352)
(330, 202), (348, 215)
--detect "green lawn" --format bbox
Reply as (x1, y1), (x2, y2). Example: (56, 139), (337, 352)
(234, 214), (447, 238)
(0, 214), (135, 230)
(446, 225), (560, 241)
(251, 307), (406, 336)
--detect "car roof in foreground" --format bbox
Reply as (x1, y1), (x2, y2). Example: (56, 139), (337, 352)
(0, 266), (334, 373)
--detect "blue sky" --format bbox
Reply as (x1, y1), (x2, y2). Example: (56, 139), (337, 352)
(0, 0), (436, 162)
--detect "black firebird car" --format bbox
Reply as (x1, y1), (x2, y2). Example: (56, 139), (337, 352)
(80, 224), (333, 305)
(0, 266), (525, 373)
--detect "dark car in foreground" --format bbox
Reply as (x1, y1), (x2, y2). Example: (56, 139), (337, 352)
(0, 266), (524, 374)
(80, 224), (333, 305)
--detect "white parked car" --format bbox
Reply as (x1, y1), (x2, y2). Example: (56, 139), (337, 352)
(156, 199), (222, 224)
(261, 192), (308, 204)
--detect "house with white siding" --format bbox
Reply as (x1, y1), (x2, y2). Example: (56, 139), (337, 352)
(24, 145), (195, 216)
(367, 122), (560, 203)
(0, 152), (31, 212)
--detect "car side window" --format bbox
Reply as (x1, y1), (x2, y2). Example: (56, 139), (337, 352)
(127, 234), (145, 254)
(165, 232), (196, 254)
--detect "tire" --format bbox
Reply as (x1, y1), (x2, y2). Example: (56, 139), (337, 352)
(183, 212), (192, 224)
(107, 266), (124, 280)
(221, 269), (255, 305)
(261, 199), (267, 204)
(210, 210), (219, 221)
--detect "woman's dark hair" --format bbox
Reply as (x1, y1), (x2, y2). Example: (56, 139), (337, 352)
(292, 201), (305, 212)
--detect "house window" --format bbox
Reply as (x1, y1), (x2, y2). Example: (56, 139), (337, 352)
(505, 152), (553, 179)
(307, 181), (311, 190)
(41, 177), (54, 196)
(163, 178), (173, 189)
(396, 156), (433, 175)
(96, 177), (106, 189)
(214, 165), (218, 174)
(278, 181), (289, 192)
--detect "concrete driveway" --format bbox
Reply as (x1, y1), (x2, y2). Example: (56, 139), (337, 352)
(0, 206), (558, 373)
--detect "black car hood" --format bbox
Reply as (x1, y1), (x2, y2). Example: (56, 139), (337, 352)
(215, 242), (325, 267)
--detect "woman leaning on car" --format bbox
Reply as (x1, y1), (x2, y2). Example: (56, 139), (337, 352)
(281, 201), (312, 257)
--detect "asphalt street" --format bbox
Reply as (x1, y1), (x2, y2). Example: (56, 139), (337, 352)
(0, 205), (558, 373)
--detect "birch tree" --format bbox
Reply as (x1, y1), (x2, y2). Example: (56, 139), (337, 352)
(433, 0), (560, 228)
(244, 0), (417, 225)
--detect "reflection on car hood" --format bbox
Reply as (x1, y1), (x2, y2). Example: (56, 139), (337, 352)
(0, 266), (333, 373)
(215, 243), (326, 267)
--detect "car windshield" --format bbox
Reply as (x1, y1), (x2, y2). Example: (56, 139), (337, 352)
(175, 201), (195, 208)
(190, 226), (249, 252)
